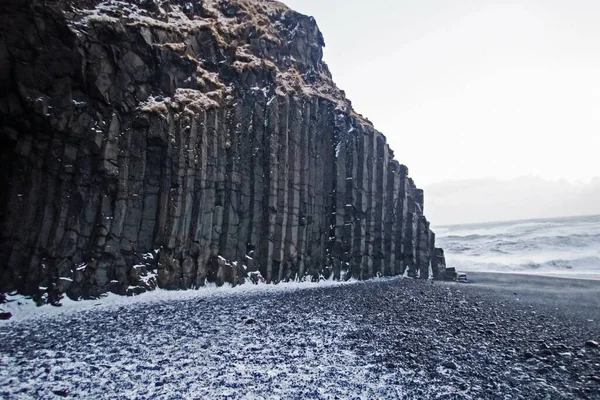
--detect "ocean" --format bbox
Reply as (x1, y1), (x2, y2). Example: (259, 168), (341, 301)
(435, 214), (600, 277)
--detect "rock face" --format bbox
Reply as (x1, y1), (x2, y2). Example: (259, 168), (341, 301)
(0, 0), (447, 302)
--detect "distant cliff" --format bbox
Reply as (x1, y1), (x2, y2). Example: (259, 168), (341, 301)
(0, 0), (446, 304)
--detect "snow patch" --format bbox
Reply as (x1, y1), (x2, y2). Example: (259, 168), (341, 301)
(0, 277), (375, 324)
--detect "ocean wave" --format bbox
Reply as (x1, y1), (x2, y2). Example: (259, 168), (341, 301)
(438, 215), (600, 275)
(438, 215), (600, 241)
(446, 256), (600, 274)
(441, 229), (600, 248)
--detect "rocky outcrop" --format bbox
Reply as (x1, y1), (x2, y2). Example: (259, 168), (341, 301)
(0, 0), (447, 303)
(431, 248), (447, 280)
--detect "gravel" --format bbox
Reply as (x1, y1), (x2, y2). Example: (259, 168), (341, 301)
(1, 273), (599, 399)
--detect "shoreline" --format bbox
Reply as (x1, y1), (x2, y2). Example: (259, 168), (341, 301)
(447, 271), (600, 335)
(459, 270), (600, 281)
(2, 270), (600, 324)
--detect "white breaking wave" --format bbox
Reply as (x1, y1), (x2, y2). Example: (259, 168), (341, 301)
(436, 214), (600, 276)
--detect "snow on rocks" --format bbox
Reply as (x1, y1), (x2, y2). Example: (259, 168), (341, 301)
(2, 276), (599, 399)
(1, 279), (410, 399)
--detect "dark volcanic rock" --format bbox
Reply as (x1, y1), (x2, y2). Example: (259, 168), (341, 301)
(431, 247), (447, 280)
(441, 360), (458, 370)
(0, 0), (445, 301)
(51, 389), (69, 397)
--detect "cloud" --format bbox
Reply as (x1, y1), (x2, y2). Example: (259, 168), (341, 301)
(424, 176), (600, 225)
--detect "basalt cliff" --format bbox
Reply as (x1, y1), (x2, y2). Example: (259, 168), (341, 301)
(0, 0), (447, 304)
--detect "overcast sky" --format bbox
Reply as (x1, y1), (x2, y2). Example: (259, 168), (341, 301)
(283, 0), (600, 186)
(424, 176), (600, 225)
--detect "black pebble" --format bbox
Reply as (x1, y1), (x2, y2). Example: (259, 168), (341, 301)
(52, 389), (69, 397)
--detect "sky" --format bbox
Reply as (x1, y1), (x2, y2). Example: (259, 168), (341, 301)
(424, 176), (600, 225)
(283, 0), (600, 187)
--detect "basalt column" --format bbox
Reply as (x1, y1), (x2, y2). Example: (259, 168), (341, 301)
(431, 248), (447, 280)
(416, 217), (431, 279)
(403, 181), (418, 277)
(0, 0), (446, 300)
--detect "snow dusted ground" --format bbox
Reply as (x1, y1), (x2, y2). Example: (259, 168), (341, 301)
(2, 275), (600, 399)
(0, 279), (411, 399)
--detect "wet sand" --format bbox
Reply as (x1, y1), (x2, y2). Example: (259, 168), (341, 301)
(460, 272), (600, 329)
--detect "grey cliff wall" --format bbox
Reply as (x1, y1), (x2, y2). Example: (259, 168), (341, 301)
(0, 0), (447, 303)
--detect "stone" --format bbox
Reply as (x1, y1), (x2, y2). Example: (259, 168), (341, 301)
(539, 348), (553, 357)
(126, 286), (146, 297)
(444, 267), (458, 281)
(0, 312), (12, 320)
(51, 389), (69, 397)
(584, 340), (599, 348)
(441, 360), (458, 370)
(536, 366), (550, 374)
(249, 271), (265, 285)
(431, 248), (447, 280)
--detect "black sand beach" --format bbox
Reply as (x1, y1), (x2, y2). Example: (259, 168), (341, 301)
(460, 272), (600, 327)
(1, 273), (599, 399)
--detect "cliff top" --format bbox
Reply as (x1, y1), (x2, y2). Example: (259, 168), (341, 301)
(48, 0), (374, 128)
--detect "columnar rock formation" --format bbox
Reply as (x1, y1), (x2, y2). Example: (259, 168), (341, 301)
(0, 0), (447, 303)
